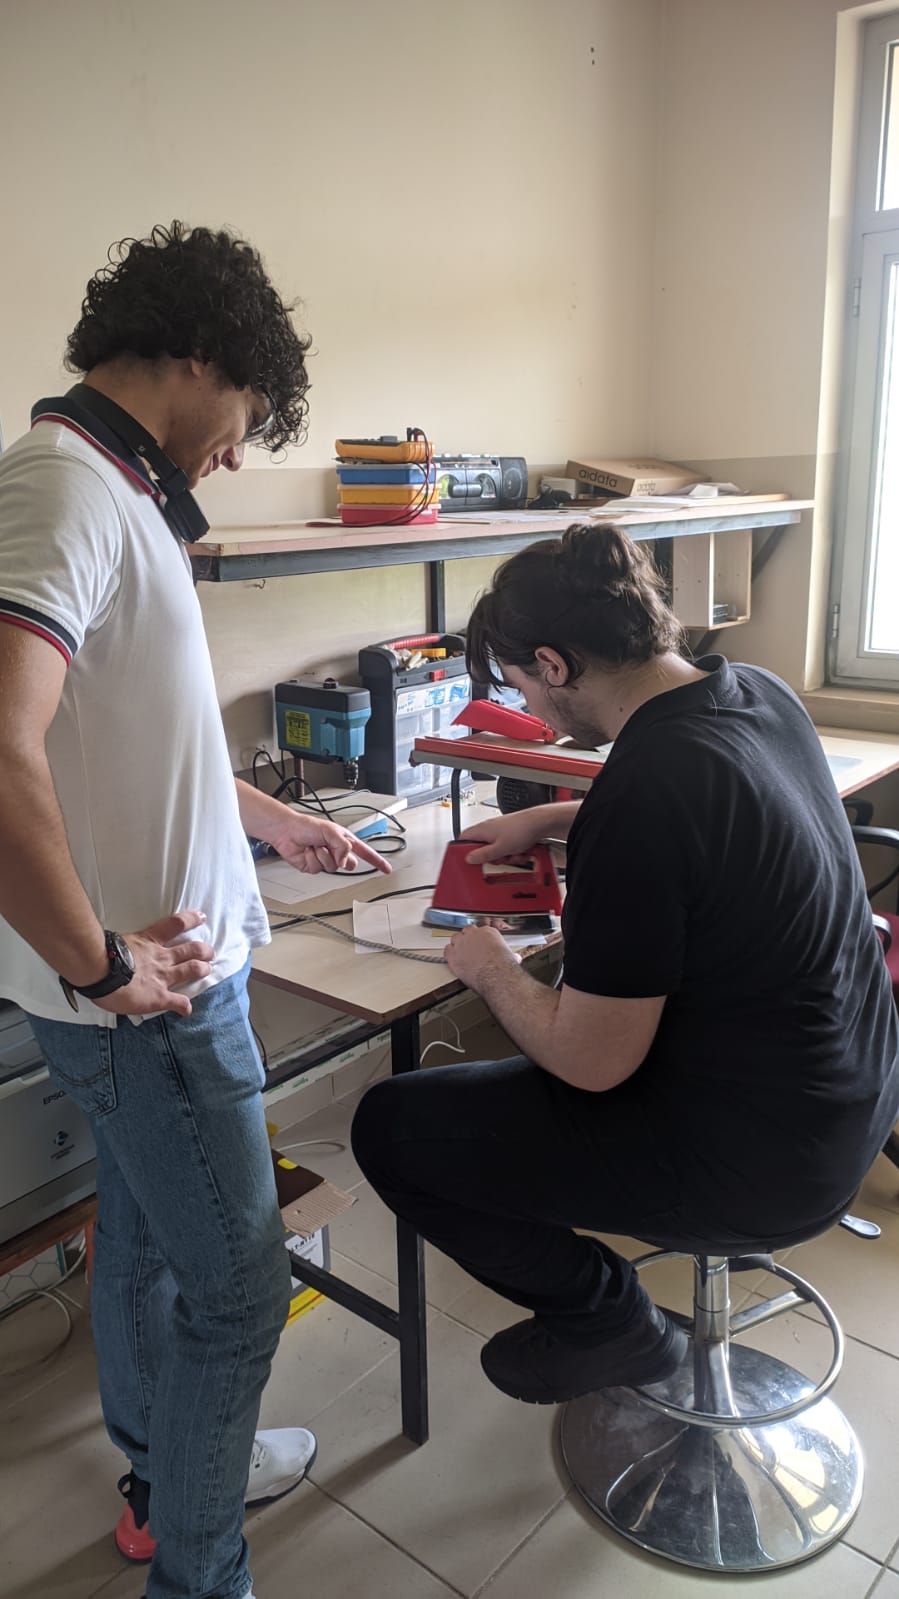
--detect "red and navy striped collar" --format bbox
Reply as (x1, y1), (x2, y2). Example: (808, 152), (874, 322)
(31, 393), (160, 504)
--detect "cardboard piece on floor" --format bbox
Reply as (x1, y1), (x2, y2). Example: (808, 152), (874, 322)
(272, 1148), (356, 1238)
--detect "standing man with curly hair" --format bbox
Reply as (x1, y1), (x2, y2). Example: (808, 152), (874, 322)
(0, 223), (389, 1599)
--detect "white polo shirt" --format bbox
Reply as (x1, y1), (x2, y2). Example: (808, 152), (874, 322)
(0, 414), (270, 1024)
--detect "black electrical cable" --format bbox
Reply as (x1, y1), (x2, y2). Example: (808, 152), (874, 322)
(268, 880), (436, 932)
(326, 802), (407, 833)
(327, 836), (408, 877)
(281, 774), (330, 814)
(251, 1022), (268, 1069)
(252, 747), (288, 789)
(344, 427), (434, 528)
(251, 753), (414, 878)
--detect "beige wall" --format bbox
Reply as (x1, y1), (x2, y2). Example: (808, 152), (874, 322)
(5, 0), (899, 755)
(0, 0), (663, 462)
(202, 553), (500, 767)
(650, 0), (896, 699)
(0, 0), (664, 761)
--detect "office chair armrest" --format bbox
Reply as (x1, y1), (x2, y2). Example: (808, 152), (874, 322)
(851, 825), (899, 850)
(873, 913), (893, 953)
(852, 824), (899, 906)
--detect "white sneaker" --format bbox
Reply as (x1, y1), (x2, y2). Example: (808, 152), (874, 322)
(245, 1427), (317, 1505)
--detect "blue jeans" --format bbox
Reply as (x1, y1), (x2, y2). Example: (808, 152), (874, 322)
(28, 959), (290, 1599)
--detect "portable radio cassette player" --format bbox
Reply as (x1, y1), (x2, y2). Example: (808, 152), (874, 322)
(433, 455), (528, 513)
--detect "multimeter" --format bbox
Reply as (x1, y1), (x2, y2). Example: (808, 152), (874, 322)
(335, 434), (434, 463)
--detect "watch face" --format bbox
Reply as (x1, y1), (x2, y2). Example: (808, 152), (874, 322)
(107, 931), (136, 976)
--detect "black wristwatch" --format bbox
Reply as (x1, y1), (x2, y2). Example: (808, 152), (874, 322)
(59, 930), (136, 1013)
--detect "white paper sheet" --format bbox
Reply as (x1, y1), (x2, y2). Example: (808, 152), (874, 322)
(256, 860), (324, 907)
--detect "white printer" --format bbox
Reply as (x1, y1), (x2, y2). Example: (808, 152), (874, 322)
(0, 1000), (96, 1245)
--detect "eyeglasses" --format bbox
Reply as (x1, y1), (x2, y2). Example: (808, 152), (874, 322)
(243, 388), (275, 444)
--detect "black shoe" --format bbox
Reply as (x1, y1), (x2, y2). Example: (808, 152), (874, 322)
(481, 1303), (688, 1404)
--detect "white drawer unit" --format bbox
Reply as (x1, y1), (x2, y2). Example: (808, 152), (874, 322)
(0, 1002), (96, 1244)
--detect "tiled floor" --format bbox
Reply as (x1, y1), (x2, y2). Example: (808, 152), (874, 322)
(3, 1088), (899, 1599)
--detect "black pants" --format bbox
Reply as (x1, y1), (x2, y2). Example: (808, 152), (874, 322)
(351, 1054), (721, 1345)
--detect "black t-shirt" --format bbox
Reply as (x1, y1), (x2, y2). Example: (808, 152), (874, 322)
(562, 656), (899, 1238)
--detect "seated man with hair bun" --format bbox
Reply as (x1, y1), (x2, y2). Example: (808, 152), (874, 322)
(351, 523), (899, 1404)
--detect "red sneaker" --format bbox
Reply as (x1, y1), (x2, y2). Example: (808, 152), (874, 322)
(114, 1472), (155, 1563)
(113, 1428), (317, 1565)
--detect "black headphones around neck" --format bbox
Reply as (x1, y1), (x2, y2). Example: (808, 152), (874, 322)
(34, 385), (210, 544)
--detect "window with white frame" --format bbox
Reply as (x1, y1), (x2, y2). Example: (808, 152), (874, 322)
(832, 12), (899, 685)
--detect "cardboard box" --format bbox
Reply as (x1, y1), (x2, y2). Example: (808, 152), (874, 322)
(272, 1148), (356, 1238)
(565, 457), (699, 497)
(284, 1228), (326, 1326)
(272, 1149), (354, 1326)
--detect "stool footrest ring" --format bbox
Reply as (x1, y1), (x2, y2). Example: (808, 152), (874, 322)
(631, 1251), (845, 1428)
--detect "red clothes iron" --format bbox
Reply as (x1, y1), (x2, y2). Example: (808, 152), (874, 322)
(424, 840), (562, 932)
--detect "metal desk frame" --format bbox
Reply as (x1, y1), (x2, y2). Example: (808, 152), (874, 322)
(259, 926), (561, 1448)
(266, 1009), (430, 1444)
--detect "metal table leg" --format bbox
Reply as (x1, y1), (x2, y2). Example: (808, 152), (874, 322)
(288, 1012), (430, 1444)
(427, 559), (447, 634)
(390, 1011), (429, 1444)
(451, 767), (462, 838)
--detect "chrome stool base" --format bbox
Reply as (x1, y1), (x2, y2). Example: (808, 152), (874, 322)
(561, 1341), (863, 1572)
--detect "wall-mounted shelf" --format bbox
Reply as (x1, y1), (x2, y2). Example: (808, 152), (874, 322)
(672, 526), (753, 629)
(190, 499), (811, 633)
